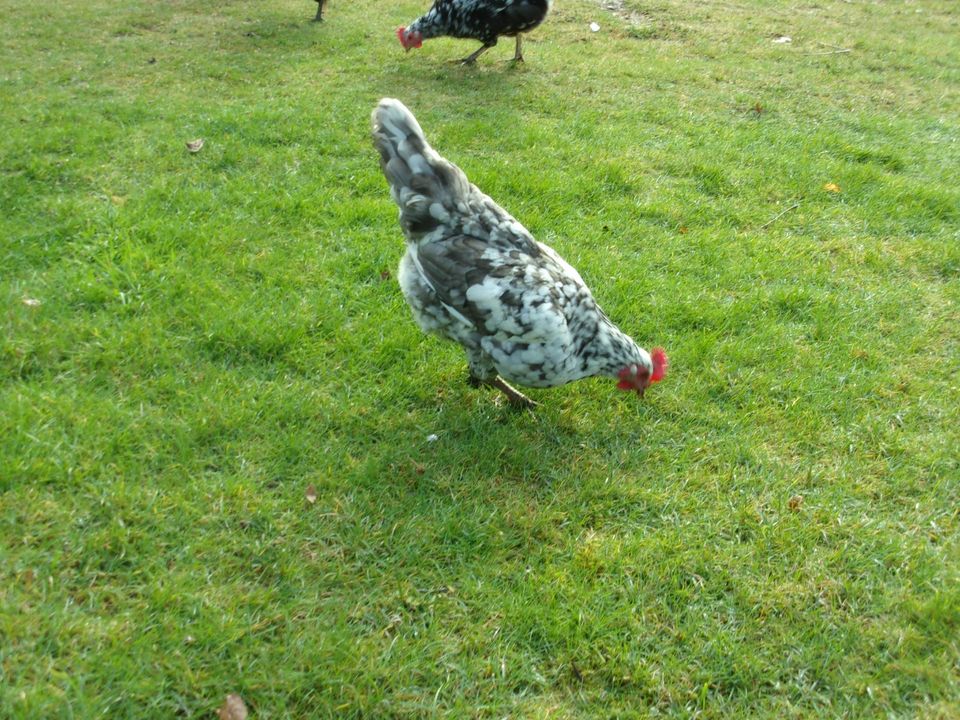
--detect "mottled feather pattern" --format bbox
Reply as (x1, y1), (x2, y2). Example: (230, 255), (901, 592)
(372, 98), (656, 393)
(409, 0), (551, 44)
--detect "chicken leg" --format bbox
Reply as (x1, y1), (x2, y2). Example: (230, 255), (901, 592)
(513, 35), (524, 62)
(492, 377), (538, 408)
(469, 374), (538, 409)
(459, 43), (494, 65)
(313, 0), (325, 21)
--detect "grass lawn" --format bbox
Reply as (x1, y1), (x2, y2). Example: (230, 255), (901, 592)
(2, 0), (958, 716)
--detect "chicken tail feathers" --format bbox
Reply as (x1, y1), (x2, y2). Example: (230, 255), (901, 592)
(371, 98), (469, 240)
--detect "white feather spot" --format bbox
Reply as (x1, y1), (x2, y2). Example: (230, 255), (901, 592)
(429, 202), (450, 222)
(465, 280), (501, 305)
(406, 153), (431, 175)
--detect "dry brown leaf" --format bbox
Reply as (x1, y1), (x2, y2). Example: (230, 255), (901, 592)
(186, 138), (204, 153)
(788, 494), (804, 511)
(823, 182), (841, 193)
(217, 693), (248, 720)
(305, 484), (317, 504)
(379, 269), (391, 281)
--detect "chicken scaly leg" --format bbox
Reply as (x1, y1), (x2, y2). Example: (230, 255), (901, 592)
(491, 377), (538, 408)
(513, 35), (524, 62)
(459, 43), (493, 65)
(468, 374), (538, 409)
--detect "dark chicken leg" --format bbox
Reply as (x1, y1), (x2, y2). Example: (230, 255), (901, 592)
(313, 0), (325, 21)
(459, 36), (525, 64)
(459, 43), (493, 64)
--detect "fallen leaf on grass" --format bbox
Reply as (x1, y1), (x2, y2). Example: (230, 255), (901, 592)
(305, 484), (317, 504)
(22, 297), (41, 307)
(772, 36), (792, 44)
(590, 22), (600, 32)
(788, 494), (804, 511)
(217, 694), (248, 720)
(379, 269), (391, 281)
(823, 182), (841, 193)
(185, 138), (204, 153)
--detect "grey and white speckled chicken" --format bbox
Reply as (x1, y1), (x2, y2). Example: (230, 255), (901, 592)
(396, 0), (551, 64)
(372, 98), (667, 408)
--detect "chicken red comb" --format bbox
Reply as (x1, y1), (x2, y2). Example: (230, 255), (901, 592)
(650, 347), (668, 382)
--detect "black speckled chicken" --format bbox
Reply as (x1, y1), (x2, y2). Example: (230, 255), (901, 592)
(371, 98), (667, 408)
(396, 0), (552, 64)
